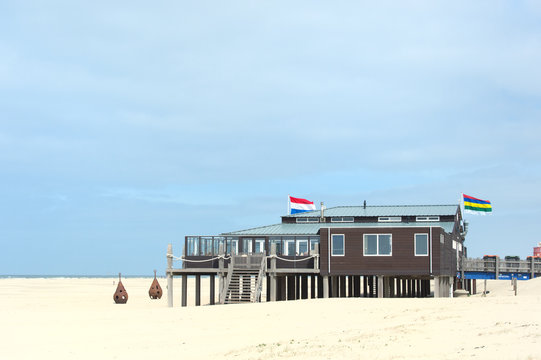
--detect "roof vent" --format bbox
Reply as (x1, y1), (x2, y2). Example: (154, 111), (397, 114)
(320, 202), (325, 222)
(363, 200), (367, 209)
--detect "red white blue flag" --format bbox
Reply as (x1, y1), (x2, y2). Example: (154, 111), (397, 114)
(288, 196), (316, 214)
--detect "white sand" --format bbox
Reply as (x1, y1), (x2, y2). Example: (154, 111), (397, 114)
(1, 277), (540, 360)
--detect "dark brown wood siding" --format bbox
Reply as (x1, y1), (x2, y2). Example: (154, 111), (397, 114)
(319, 227), (451, 276)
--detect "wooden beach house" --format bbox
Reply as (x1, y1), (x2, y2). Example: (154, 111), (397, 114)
(166, 203), (467, 306)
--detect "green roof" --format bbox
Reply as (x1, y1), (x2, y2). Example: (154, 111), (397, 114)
(222, 221), (455, 236)
(283, 204), (459, 218)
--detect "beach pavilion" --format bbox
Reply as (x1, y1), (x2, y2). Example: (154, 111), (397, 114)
(167, 203), (467, 306)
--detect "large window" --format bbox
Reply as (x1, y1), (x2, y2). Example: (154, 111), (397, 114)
(283, 238), (296, 256)
(415, 234), (428, 256)
(310, 237), (320, 254)
(242, 238), (253, 253)
(187, 237), (199, 256)
(201, 237), (213, 255)
(296, 237), (309, 256)
(226, 237), (238, 255)
(331, 234), (345, 256)
(254, 238), (265, 254)
(213, 237), (225, 255)
(269, 237), (282, 255)
(364, 234), (392, 256)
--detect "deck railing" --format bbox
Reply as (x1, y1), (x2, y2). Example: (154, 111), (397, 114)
(461, 257), (541, 275)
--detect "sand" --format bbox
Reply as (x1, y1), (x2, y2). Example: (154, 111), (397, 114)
(0, 277), (540, 360)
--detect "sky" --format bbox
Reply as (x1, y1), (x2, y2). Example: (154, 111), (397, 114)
(1, 1), (541, 275)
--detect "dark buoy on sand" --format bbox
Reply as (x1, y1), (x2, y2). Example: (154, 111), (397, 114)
(149, 270), (162, 299)
(114, 273), (128, 304)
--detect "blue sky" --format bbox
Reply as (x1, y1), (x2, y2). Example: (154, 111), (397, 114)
(1, 1), (540, 275)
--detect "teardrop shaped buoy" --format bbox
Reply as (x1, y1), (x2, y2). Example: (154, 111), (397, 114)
(114, 273), (128, 304)
(149, 270), (163, 299)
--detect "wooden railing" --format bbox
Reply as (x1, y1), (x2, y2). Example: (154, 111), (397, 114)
(461, 257), (541, 277)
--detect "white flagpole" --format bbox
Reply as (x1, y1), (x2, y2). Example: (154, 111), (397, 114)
(287, 195), (291, 215)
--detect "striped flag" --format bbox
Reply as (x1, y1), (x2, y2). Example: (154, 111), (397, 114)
(463, 194), (492, 214)
(288, 196), (316, 214)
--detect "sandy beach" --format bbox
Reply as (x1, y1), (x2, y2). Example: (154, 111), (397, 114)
(1, 277), (540, 360)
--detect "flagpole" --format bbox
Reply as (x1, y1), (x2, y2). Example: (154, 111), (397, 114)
(287, 195), (291, 215)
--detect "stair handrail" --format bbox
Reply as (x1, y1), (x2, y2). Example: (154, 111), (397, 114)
(220, 261), (234, 304)
(253, 256), (267, 302)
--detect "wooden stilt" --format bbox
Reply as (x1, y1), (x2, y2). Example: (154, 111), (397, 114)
(195, 275), (201, 306)
(353, 276), (360, 297)
(363, 276), (368, 297)
(339, 276), (346, 298)
(301, 275), (308, 299)
(209, 275), (215, 305)
(270, 244), (277, 302)
(287, 276), (295, 300)
(181, 274), (188, 307)
(377, 276), (384, 298)
(332, 276), (339, 298)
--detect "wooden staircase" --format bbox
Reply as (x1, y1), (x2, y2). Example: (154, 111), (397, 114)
(222, 254), (266, 304)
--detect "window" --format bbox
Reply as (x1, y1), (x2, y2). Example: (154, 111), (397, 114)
(242, 238), (253, 254)
(283, 238), (295, 256)
(297, 237), (309, 256)
(331, 234), (345, 256)
(310, 237), (320, 254)
(416, 216), (440, 222)
(331, 216), (354, 223)
(226, 237), (238, 255)
(415, 234), (429, 256)
(201, 237), (213, 255)
(363, 234), (392, 256)
(269, 237), (282, 255)
(255, 238), (265, 254)
(378, 217), (401, 222)
(213, 237), (225, 255)
(296, 217), (319, 223)
(187, 237), (199, 256)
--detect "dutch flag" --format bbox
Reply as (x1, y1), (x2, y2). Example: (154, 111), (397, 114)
(288, 196), (316, 214)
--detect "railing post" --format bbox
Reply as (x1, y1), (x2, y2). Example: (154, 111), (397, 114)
(182, 244), (187, 269)
(167, 243), (173, 307)
(218, 244), (225, 303)
(270, 243), (277, 302)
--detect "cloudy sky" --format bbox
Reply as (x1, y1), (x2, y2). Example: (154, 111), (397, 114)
(1, 1), (540, 275)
